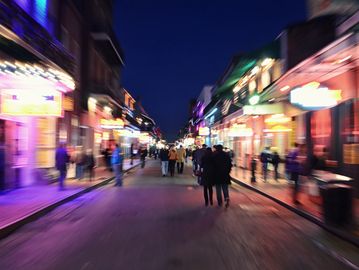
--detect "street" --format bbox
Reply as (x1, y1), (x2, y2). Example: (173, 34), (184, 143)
(0, 160), (358, 270)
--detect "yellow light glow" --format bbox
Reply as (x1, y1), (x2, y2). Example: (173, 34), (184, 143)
(102, 132), (110, 140)
(104, 106), (112, 114)
(100, 118), (124, 129)
(290, 82), (342, 108)
(0, 88), (63, 116)
(280, 85), (290, 92)
(228, 124), (253, 137)
(88, 97), (97, 112)
(139, 132), (150, 144)
(95, 133), (102, 144)
(251, 66), (260, 76)
(261, 58), (274, 67)
(264, 125), (292, 133)
(265, 114), (291, 124)
(199, 127), (210, 136)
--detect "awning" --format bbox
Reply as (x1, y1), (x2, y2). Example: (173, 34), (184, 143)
(0, 34), (39, 62)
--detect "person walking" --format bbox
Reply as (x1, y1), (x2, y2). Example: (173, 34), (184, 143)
(286, 143), (301, 204)
(200, 147), (214, 206)
(140, 146), (148, 168)
(213, 145), (232, 208)
(55, 143), (70, 190)
(194, 144), (207, 181)
(159, 146), (169, 177)
(112, 144), (123, 186)
(85, 149), (96, 181)
(185, 148), (191, 163)
(192, 146), (199, 174)
(76, 146), (87, 180)
(130, 143), (134, 165)
(271, 151), (280, 181)
(260, 147), (271, 182)
(168, 147), (178, 177)
(176, 145), (186, 174)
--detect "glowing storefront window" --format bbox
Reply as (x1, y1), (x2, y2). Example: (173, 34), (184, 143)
(0, 88), (63, 117)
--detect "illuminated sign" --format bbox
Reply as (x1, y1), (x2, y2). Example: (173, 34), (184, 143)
(100, 118), (124, 129)
(0, 89), (63, 116)
(199, 127), (210, 136)
(139, 132), (150, 144)
(116, 129), (140, 138)
(243, 104), (284, 115)
(290, 82), (342, 109)
(264, 125), (292, 133)
(228, 124), (253, 137)
(265, 114), (291, 124)
(63, 96), (74, 111)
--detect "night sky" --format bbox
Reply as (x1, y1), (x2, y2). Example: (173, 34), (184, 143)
(114, 0), (307, 142)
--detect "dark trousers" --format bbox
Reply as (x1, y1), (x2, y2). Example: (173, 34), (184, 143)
(291, 172), (299, 201)
(59, 169), (67, 190)
(262, 162), (268, 181)
(87, 167), (95, 181)
(203, 185), (213, 205)
(215, 184), (229, 206)
(141, 157), (146, 168)
(169, 160), (176, 176)
(274, 164), (279, 180)
(177, 162), (184, 174)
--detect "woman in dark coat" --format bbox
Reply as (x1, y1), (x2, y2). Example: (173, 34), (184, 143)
(200, 147), (214, 206)
(213, 145), (232, 208)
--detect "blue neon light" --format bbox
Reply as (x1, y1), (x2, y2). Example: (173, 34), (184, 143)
(34, 0), (48, 26)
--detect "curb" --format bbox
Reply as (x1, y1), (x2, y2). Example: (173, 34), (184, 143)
(231, 176), (359, 248)
(0, 163), (141, 240)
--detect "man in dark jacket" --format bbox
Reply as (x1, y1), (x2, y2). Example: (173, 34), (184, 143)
(260, 147), (271, 182)
(213, 145), (232, 208)
(200, 147), (214, 206)
(55, 143), (69, 190)
(159, 146), (169, 176)
(271, 151), (280, 181)
(140, 147), (148, 168)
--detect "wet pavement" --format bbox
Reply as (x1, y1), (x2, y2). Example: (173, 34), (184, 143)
(0, 160), (358, 270)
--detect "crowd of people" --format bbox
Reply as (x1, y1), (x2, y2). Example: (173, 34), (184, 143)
(158, 143), (233, 208)
(55, 144), (126, 190)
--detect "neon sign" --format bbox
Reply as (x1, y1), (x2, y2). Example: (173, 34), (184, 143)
(100, 118), (124, 129)
(0, 89), (63, 116)
(290, 82), (342, 109)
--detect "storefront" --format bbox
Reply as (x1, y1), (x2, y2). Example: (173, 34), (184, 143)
(0, 60), (75, 188)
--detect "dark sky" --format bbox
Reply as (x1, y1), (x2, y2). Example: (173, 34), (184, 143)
(113, 0), (307, 141)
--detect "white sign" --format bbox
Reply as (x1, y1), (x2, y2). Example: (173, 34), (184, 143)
(199, 127), (210, 136)
(290, 82), (342, 109)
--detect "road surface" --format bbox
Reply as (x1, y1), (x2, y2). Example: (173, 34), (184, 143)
(0, 160), (358, 270)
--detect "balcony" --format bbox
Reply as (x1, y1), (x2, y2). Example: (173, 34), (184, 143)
(0, 0), (75, 75)
(91, 26), (124, 67)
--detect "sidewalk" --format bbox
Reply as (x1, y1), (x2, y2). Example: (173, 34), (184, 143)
(230, 166), (359, 246)
(0, 159), (140, 239)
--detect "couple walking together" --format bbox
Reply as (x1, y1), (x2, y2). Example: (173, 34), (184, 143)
(199, 144), (232, 208)
(159, 145), (186, 177)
